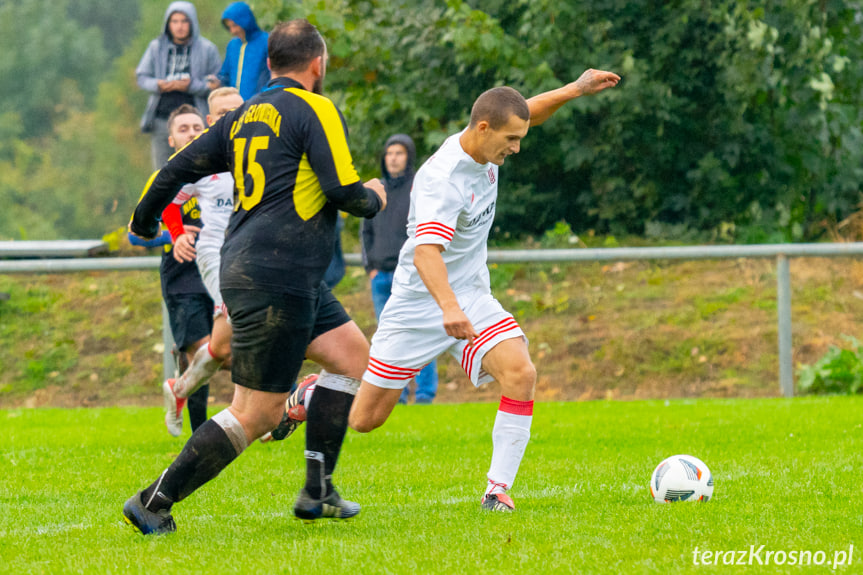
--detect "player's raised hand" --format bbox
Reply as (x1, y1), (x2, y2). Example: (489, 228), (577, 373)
(364, 178), (387, 211)
(527, 70), (621, 127)
(571, 69), (621, 96)
(173, 225), (200, 263)
(443, 307), (479, 347)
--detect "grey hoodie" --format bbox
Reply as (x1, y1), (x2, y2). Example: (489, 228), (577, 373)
(136, 1), (221, 132)
(361, 134), (417, 272)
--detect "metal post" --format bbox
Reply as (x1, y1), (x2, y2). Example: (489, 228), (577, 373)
(161, 299), (176, 382)
(776, 255), (794, 397)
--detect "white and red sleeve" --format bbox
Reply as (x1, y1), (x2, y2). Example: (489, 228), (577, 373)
(171, 183), (195, 206)
(412, 179), (466, 250)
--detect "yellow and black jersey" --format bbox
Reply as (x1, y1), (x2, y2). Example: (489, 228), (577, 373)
(131, 76), (382, 297)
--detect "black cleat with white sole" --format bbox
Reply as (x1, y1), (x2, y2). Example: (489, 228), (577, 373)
(293, 488), (360, 520)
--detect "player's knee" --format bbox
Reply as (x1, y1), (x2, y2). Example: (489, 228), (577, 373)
(234, 401), (284, 439)
(505, 360), (537, 394)
(348, 412), (371, 433)
(348, 408), (382, 434)
(522, 361), (537, 387)
(346, 337), (370, 374)
(211, 339), (231, 361)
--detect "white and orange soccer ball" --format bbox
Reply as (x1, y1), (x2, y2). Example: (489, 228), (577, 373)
(649, 454), (713, 503)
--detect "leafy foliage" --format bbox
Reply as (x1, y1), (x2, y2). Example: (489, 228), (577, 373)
(797, 335), (863, 395)
(0, 0), (227, 240)
(0, 0), (108, 137)
(256, 0), (863, 240)
(3, 0), (863, 240)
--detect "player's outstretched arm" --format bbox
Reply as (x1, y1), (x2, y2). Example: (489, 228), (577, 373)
(527, 69), (620, 128)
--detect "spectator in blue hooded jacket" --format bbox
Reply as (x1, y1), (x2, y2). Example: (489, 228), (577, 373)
(206, 2), (270, 100)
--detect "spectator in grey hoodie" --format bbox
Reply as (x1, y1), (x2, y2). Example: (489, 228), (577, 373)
(136, 1), (221, 170)
(362, 134), (438, 404)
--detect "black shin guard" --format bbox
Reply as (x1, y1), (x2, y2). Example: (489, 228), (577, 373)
(141, 419), (241, 510)
(303, 385), (354, 499)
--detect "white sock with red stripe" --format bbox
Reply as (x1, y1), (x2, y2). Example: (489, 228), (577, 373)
(485, 396), (533, 497)
(173, 343), (221, 399)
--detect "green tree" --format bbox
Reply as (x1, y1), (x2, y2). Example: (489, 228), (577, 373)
(67, 0), (140, 56)
(5, 0), (863, 241)
(0, 0), (108, 137)
(260, 0), (863, 240)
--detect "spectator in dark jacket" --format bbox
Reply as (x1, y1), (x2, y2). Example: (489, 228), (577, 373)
(361, 134), (438, 404)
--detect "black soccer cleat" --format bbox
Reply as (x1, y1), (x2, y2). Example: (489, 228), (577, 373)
(123, 492), (176, 535)
(293, 488), (360, 520)
(260, 374), (318, 442)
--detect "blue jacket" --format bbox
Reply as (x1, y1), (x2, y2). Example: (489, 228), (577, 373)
(217, 2), (270, 100)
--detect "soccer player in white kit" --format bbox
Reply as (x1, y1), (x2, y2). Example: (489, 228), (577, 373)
(350, 69), (620, 511)
(162, 87), (244, 434)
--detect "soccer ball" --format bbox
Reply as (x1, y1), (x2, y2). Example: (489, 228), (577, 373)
(649, 454), (713, 503)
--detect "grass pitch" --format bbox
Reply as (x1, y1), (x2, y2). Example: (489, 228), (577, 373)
(1, 397), (861, 574)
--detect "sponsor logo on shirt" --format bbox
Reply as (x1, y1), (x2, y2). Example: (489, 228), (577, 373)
(466, 200), (495, 228)
(487, 167), (496, 184)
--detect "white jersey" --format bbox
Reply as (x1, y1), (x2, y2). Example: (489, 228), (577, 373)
(392, 130), (497, 297)
(173, 172), (234, 257)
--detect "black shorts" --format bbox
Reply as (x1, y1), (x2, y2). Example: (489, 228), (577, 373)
(164, 292), (215, 351)
(222, 282), (351, 393)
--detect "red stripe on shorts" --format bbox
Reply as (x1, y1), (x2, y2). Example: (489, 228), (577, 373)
(367, 357), (421, 381)
(461, 317), (521, 378)
(462, 317), (519, 376)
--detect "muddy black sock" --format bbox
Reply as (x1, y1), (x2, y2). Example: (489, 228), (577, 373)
(187, 383), (210, 431)
(141, 411), (248, 510)
(303, 385), (354, 499)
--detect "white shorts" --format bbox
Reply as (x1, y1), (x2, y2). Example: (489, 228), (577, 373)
(364, 289), (526, 389)
(196, 247), (227, 319)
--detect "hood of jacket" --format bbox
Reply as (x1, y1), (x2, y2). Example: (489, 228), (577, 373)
(162, 1), (201, 43)
(221, 2), (262, 37)
(380, 133), (416, 182)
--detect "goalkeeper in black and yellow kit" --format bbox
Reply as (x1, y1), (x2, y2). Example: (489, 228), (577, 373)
(124, 19), (387, 534)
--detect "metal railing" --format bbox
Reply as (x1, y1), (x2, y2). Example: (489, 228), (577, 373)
(5, 242), (863, 396)
(0, 239), (108, 258)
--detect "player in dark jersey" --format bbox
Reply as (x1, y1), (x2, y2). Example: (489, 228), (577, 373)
(123, 19), (386, 535)
(158, 104), (215, 437)
(160, 193), (214, 435)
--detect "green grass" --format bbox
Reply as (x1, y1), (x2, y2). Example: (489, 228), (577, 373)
(2, 397), (862, 574)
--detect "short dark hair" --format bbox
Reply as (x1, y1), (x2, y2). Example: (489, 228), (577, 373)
(469, 86), (530, 130)
(268, 19), (326, 75)
(167, 104), (205, 132)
